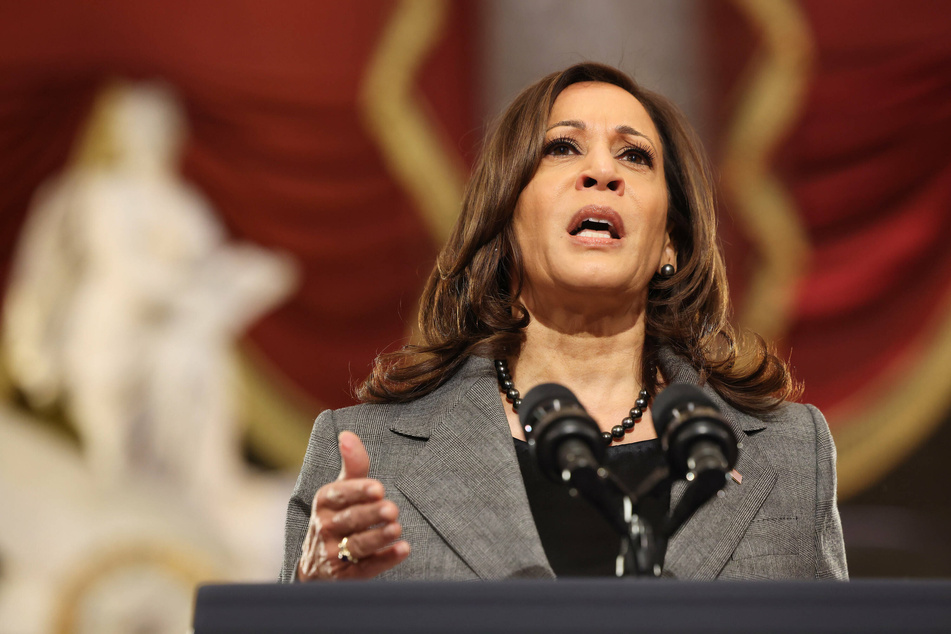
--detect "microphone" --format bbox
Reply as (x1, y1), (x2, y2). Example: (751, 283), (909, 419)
(519, 382), (673, 576)
(651, 383), (739, 534)
(651, 383), (738, 480)
(517, 383), (605, 485)
(519, 383), (634, 539)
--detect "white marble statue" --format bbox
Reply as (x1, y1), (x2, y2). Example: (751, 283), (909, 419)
(3, 82), (296, 502)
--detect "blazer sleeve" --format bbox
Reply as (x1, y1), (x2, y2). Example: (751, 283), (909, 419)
(279, 408), (342, 583)
(807, 404), (849, 579)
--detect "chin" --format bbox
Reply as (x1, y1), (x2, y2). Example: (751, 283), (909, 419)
(555, 273), (637, 297)
(559, 261), (634, 288)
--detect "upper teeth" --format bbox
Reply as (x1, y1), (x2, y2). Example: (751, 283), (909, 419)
(570, 217), (619, 237)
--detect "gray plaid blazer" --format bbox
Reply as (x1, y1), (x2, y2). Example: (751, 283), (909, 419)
(280, 350), (848, 581)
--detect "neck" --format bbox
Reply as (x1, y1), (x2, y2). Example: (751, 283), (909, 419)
(512, 292), (649, 417)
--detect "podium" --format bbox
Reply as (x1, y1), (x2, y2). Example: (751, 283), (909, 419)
(193, 579), (951, 633)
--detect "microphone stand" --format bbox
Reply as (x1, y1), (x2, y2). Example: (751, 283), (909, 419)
(567, 460), (723, 578)
(521, 384), (732, 578)
(563, 461), (671, 578)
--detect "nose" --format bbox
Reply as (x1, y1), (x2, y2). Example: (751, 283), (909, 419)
(575, 152), (624, 195)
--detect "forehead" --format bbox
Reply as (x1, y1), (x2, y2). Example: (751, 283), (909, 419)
(548, 82), (658, 138)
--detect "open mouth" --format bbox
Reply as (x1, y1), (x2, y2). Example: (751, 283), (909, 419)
(569, 217), (620, 239)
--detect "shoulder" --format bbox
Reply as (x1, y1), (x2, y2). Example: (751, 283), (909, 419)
(732, 399), (831, 515)
(758, 400), (825, 435)
(761, 400), (823, 425)
(659, 345), (825, 441)
(711, 398), (829, 487)
(745, 401), (831, 458)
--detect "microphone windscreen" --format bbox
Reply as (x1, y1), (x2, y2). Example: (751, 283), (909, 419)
(651, 383), (718, 437)
(518, 383), (580, 428)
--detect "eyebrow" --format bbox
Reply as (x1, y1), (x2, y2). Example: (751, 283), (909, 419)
(547, 120), (657, 149)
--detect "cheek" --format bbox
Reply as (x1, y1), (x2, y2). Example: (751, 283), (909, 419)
(511, 203), (534, 263)
(640, 188), (669, 237)
(513, 216), (541, 273)
(512, 203), (551, 284)
(512, 186), (547, 244)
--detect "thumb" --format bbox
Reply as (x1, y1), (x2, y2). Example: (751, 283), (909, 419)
(337, 431), (370, 481)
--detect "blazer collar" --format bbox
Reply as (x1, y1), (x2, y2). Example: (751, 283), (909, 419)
(657, 347), (767, 436)
(386, 356), (494, 440)
(391, 356), (555, 580)
(390, 349), (768, 437)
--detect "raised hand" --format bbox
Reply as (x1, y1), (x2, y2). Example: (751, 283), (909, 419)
(297, 431), (410, 580)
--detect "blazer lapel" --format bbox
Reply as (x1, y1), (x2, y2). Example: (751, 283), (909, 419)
(659, 349), (777, 579)
(663, 438), (776, 579)
(392, 358), (554, 580)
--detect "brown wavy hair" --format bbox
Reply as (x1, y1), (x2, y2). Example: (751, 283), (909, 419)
(358, 62), (800, 415)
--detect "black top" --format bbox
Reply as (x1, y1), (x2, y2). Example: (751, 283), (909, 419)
(514, 437), (670, 577)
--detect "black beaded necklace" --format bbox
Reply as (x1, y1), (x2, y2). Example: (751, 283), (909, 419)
(494, 358), (651, 445)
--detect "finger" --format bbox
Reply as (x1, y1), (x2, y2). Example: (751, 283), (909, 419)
(314, 478), (384, 511)
(337, 431), (370, 481)
(326, 500), (398, 536)
(339, 541), (411, 580)
(340, 521), (402, 561)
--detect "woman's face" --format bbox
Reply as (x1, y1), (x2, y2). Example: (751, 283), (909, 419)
(513, 81), (674, 308)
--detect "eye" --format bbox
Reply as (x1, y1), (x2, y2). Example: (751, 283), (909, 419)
(543, 136), (580, 157)
(618, 144), (656, 168)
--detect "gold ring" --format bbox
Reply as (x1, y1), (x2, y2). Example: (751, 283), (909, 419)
(337, 536), (358, 564)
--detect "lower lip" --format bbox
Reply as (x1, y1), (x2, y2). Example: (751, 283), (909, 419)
(567, 232), (623, 247)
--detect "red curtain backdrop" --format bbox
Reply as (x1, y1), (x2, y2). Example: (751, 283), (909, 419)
(709, 0), (951, 416)
(0, 0), (477, 412)
(707, 0), (951, 503)
(5, 0), (951, 494)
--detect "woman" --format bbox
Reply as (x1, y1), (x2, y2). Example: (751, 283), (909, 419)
(280, 63), (848, 582)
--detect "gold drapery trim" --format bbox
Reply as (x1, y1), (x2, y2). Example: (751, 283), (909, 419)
(723, 0), (814, 342)
(0, 3), (468, 470)
(72, 81), (124, 168)
(833, 290), (951, 498)
(235, 342), (314, 468)
(723, 0), (951, 499)
(359, 0), (466, 246)
(238, 0), (465, 466)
